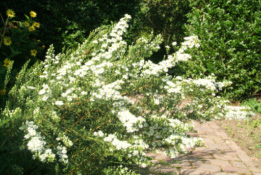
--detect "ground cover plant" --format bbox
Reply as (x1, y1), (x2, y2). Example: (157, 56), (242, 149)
(0, 15), (254, 175)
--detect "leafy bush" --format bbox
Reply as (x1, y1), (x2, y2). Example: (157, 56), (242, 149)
(181, 0), (261, 100)
(132, 0), (190, 46)
(124, 0), (191, 64)
(0, 0), (140, 53)
(0, 9), (43, 109)
(0, 15), (253, 174)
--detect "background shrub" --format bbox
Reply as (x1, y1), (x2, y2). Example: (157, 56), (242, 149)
(1, 0), (192, 64)
(0, 9), (43, 109)
(0, 0), (139, 54)
(128, 0), (191, 63)
(134, 0), (190, 45)
(180, 0), (261, 100)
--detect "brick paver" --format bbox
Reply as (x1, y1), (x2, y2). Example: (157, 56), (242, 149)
(146, 121), (261, 175)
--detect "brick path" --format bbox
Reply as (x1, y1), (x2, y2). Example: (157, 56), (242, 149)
(146, 121), (261, 175)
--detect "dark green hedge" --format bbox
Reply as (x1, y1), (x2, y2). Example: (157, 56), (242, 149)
(183, 0), (261, 100)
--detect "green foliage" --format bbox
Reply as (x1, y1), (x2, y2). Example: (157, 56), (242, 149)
(131, 0), (191, 46)
(0, 9), (43, 109)
(103, 165), (139, 175)
(123, 0), (191, 64)
(181, 0), (261, 100)
(0, 0), (140, 53)
(241, 98), (261, 114)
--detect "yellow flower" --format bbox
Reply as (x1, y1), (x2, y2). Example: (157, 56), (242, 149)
(3, 37), (12, 46)
(0, 89), (6, 95)
(31, 49), (37, 57)
(6, 9), (15, 18)
(24, 21), (30, 27)
(42, 45), (45, 49)
(30, 11), (37, 18)
(3, 58), (11, 68)
(33, 22), (40, 28)
(28, 26), (35, 32)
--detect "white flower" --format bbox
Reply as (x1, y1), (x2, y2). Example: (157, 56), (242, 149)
(27, 86), (35, 90)
(55, 101), (64, 106)
(38, 89), (46, 95)
(141, 163), (147, 168)
(81, 91), (87, 95)
(172, 41), (177, 46)
(154, 99), (160, 105)
(27, 128), (36, 136)
(98, 130), (104, 137)
(42, 94), (49, 101)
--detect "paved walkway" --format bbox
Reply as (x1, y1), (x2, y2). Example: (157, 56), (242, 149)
(147, 121), (261, 175)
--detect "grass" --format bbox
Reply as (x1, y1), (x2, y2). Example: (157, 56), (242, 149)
(241, 98), (261, 113)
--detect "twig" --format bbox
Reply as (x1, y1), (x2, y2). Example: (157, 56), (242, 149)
(0, 15), (9, 48)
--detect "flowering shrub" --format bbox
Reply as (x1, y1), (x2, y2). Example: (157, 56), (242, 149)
(0, 9), (44, 109)
(0, 15), (254, 174)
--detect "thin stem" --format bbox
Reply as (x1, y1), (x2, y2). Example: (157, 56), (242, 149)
(0, 16), (9, 48)
(0, 14), (5, 24)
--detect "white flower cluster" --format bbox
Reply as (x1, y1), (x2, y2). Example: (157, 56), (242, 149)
(50, 111), (60, 122)
(39, 48), (60, 79)
(35, 14), (133, 109)
(131, 135), (149, 149)
(224, 106), (255, 120)
(164, 80), (183, 95)
(22, 121), (55, 162)
(141, 114), (201, 157)
(139, 36), (199, 78)
(191, 78), (217, 91)
(91, 14), (131, 62)
(168, 118), (190, 131)
(117, 109), (145, 132)
(56, 134), (73, 147)
(56, 145), (68, 164)
(94, 132), (149, 162)
(38, 84), (52, 101)
(91, 80), (124, 101)
(182, 36), (200, 49)
(164, 134), (202, 158)
(55, 100), (64, 106)
(95, 132), (131, 150)
(2, 107), (22, 119)
(104, 165), (139, 175)
(169, 75), (232, 97)
(55, 134), (73, 164)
